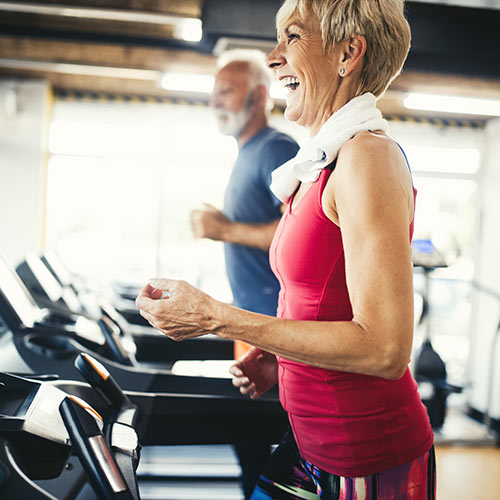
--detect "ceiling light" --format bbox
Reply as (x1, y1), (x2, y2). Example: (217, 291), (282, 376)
(177, 19), (203, 42)
(0, 2), (196, 26)
(160, 73), (294, 100)
(404, 92), (500, 117)
(0, 58), (158, 80)
(161, 73), (214, 93)
(0, 2), (202, 42)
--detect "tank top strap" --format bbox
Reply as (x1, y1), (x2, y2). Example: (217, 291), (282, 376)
(317, 160), (337, 198)
(325, 159), (337, 172)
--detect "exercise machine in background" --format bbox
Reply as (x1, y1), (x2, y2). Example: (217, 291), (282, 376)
(412, 239), (462, 430)
(412, 239), (499, 445)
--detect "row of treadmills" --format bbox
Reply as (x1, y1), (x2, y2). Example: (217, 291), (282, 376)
(0, 250), (288, 499)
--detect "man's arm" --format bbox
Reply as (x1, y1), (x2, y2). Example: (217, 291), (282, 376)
(191, 203), (281, 251)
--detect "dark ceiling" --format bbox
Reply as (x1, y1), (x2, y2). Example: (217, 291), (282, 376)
(0, 0), (500, 120)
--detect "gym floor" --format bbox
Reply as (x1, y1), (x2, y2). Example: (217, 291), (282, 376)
(434, 408), (500, 499)
(138, 443), (500, 500)
(436, 445), (500, 500)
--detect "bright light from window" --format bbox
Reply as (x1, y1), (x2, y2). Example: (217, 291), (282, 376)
(270, 82), (287, 100)
(161, 73), (214, 93)
(404, 93), (500, 117)
(49, 120), (163, 157)
(404, 145), (481, 175)
(176, 19), (202, 42)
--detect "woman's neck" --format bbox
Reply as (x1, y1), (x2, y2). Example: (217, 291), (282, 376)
(307, 85), (359, 137)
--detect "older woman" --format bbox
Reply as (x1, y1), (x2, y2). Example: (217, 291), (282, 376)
(136, 0), (435, 498)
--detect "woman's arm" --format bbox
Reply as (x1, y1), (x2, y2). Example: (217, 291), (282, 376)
(137, 134), (415, 380)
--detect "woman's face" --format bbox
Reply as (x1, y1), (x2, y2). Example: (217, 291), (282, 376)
(267, 13), (341, 133)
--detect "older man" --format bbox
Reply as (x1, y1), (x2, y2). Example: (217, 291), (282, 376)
(192, 52), (298, 320)
(191, 51), (299, 499)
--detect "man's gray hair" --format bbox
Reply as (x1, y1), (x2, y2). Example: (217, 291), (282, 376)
(217, 49), (272, 92)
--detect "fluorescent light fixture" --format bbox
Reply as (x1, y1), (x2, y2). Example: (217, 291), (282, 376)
(404, 92), (500, 117)
(176, 19), (202, 42)
(0, 2), (197, 27)
(160, 73), (292, 100)
(0, 3), (203, 42)
(161, 73), (214, 93)
(404, 145), (480, 175)
(0, 58), (158, 80)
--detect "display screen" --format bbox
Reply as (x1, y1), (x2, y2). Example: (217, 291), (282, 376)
(44, 248), (73, 286)
(26, 253), (63, 303)
(0, 255), (45, 327)
(411, 239), (447, 268)
(412, 239), (435, 254)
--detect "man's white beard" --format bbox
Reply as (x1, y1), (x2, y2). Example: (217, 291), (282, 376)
(215, 106), (251, 138)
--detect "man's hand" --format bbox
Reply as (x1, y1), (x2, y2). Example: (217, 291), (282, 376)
(191, 203), (281, 251)
(191, 203), (231, 241)
(229, 347), (278, 399)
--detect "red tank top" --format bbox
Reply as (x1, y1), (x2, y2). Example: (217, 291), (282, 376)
(269, 166), (434, 477)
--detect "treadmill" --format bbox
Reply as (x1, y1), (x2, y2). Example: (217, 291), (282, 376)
(16, 251), (234, 360)
(0, 352), (287, 499)
(41, 249), (150, 328)
(3, 252), (235, 367)
(17, 252), (94, 321)
(0, 254), (280, 400)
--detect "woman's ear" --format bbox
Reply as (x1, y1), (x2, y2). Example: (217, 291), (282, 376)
(339, 35), (367, 76)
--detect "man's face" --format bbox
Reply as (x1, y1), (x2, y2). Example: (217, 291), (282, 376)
(212, 63), (253, 138)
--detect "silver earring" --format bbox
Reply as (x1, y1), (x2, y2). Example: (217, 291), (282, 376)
(339, 68), (345, 76)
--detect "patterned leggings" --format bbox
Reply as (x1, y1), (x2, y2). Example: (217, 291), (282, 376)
(250, 430), (436, 500)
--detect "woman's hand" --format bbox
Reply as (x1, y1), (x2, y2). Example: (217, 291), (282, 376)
(229, 347), (278, 399)
(135, 278), (220, 340)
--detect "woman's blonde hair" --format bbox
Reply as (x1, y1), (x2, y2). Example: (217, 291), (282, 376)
(276, 0), (411, 98)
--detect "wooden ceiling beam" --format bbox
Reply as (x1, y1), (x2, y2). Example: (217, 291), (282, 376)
(0, 12), (179, 39)
(1, 0), (203, 17)
(0, 35), (216, 74)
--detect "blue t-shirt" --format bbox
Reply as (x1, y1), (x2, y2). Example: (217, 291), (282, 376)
(223, 127), (299, 315)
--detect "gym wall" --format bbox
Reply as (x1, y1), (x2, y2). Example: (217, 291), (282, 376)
(0, 79), (51, 268)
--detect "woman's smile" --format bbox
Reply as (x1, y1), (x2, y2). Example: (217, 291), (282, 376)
(281, 76), (300, 94)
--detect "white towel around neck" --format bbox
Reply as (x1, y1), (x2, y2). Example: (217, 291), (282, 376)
(270, 92), (388, 204)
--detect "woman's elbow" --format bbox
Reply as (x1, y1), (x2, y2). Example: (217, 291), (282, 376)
(378, 339), (411, 380)
(381, 360), (408, 380)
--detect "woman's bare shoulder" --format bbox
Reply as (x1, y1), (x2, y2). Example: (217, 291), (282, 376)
(338, 131), (402, 171)
(323, 131), (412, 221)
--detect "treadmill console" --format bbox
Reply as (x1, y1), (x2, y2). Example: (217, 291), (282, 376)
(43, 248), (77, 289)
(0, 254), (46, 329)
(0, 356), (140, 498)
(411, 239), (447, 270)
(0, 372), (103, 446)
(0, 254), (105, 346)
(24, 253), (64, 304)
(18, 253), (85, 316)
